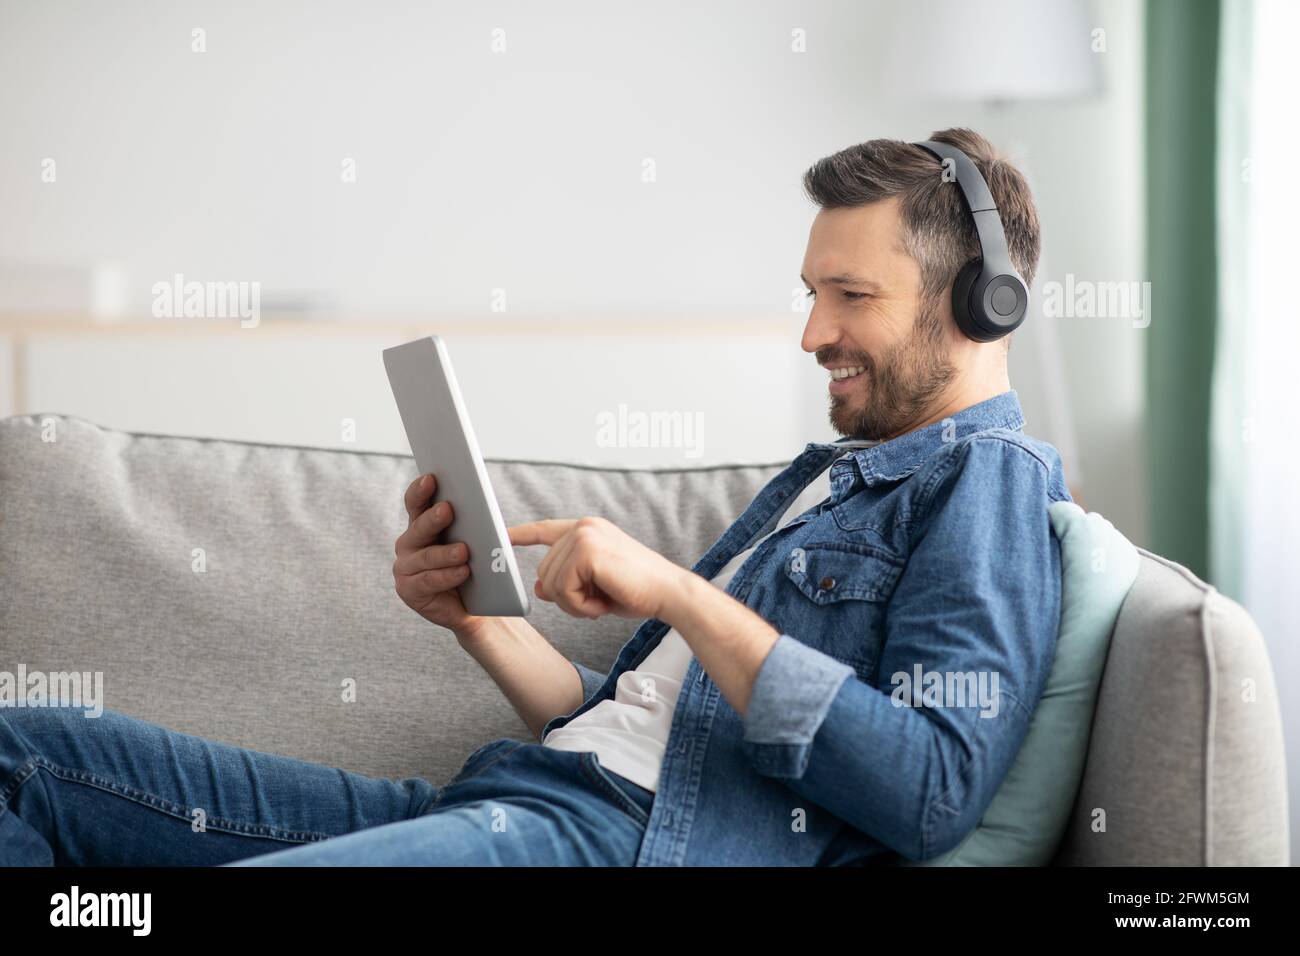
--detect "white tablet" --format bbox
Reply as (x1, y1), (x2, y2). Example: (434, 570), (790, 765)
(383, 335), (531, 617)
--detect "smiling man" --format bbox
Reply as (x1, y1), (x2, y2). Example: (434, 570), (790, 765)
(0, 128), (1070, 868)
(380, 127), (1071, 866)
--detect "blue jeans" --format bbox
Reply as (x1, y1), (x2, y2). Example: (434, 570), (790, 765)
(0, 705), (655, 866)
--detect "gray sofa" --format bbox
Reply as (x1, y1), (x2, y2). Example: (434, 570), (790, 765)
(0, 413), (1288, 865)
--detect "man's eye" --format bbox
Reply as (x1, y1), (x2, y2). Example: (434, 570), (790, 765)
(804, 288), (868, 301)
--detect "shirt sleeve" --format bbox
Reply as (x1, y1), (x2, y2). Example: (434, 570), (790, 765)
(570, 659), (609, 702)
(738, 435), (1062, 861)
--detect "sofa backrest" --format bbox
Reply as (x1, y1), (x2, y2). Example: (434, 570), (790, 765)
(0, 414), (780, 786)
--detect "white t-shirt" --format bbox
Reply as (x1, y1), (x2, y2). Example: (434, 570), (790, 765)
(542, 444), (872, 792)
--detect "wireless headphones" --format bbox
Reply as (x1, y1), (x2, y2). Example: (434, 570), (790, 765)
(911, 140), (1029, 343)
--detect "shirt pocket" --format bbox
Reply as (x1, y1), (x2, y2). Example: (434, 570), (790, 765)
(781, 542), (904, 677)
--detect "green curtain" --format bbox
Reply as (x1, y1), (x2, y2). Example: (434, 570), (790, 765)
(1145, 0), (1220, 579)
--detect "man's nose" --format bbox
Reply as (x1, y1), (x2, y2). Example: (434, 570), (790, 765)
(800, 303), (839, 355)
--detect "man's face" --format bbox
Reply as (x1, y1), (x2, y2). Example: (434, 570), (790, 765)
(800, 197), (958, 441)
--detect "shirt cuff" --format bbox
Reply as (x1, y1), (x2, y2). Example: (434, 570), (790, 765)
(571, 659), (608, 702)
(740, 634), (855, 779)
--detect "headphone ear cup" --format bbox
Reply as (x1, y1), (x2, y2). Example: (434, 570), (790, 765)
(950, 260), (984, 341)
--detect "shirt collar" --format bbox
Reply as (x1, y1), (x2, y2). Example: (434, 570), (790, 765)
(810, 389), (1025, 487)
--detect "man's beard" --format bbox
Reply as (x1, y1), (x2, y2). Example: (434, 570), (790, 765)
(826, 297), (958, 441)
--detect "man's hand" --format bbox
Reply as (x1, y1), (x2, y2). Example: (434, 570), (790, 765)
(512, 514), (782, 717)
(392, 472), (485, 637)
(509, 516), (686, 621)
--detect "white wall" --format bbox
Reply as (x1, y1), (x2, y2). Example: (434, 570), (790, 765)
(0, 0), (1147, 541)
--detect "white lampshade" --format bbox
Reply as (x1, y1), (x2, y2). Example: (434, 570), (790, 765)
(882, 0), (1102, 102)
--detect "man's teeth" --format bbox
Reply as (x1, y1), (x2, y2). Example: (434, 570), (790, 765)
(829, 366), (866, 380)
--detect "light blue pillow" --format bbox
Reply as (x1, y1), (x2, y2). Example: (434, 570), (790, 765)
(908, 501), (1140, 866)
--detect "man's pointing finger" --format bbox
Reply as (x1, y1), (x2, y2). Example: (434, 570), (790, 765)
(508, 519), (578, 547)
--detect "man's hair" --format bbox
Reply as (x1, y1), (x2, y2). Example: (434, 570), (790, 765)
(801, 128), (1041, 346)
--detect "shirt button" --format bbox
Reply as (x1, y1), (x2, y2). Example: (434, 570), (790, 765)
(819, 576), (836, 591)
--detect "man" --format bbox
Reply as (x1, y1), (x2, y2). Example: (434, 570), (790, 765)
(0, 128), (1069, 867)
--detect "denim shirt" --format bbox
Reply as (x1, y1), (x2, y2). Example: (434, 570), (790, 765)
(540, 390), (1072, 865)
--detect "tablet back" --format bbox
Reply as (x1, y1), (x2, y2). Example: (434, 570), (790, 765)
(383, 335), (531, 617)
